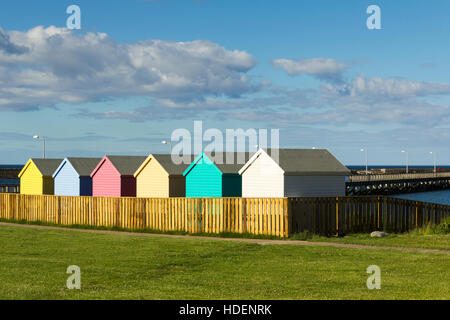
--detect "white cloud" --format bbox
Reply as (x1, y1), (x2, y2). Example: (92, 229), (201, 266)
(272, 57), (348, 82)
(322, 75), (450, 101)
(0, 27), (28, 55)
(0, 26), (257, 111)
(216, 75), (450, 127)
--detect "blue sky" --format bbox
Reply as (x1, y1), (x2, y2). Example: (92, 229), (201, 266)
(1, 0), (450, 166)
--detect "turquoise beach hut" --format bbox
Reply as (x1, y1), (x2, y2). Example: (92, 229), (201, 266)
(183, 152), (251, 197)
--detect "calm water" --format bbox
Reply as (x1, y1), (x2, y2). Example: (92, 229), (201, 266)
(0, 165), (23, 169)
(393, 190), (450, 206)
(347, 165), (450, 205)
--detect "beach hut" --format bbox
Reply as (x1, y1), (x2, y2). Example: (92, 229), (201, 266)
(52, 157), (101, 196)
(90, 155), (147, 197)
(134, 154), (191, 197)
(183, 152), (250, 197)
(238, 148), (350, 197)
(18, 158), (63, 195)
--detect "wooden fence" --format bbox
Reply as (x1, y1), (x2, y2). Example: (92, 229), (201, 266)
(0, 194), (449, 237)
(0, 194), (289, 237)
(288, 196), (450, 235)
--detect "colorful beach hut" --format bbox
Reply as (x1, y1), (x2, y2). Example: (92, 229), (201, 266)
(239, 148), (350, 197)
(90, 155), (147, 197)
(52, 157), (101, 196)
(18, 158), (63, 195)
(134, 154), (191, 198)
(183, 152), (250, 197)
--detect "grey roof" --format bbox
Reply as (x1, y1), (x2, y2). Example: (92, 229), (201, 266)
(204, 152), (253, 174)
(263, 148), (350, 175)
(107, 155), (147, 175)
(32, 158), (64, 176)
(152, 154), (192, 175)
(66, 157), (102, 176)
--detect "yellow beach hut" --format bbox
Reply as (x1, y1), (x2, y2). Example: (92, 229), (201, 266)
(18, 158), (63, 195)
(134, 154), (191, 197)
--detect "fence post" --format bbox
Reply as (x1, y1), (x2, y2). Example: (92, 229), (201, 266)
(335, 196), (339, 235)
(415, 201), (418, 229)
(285, 198), (291, 237)
(382, 197), (387, 231)
(377, 196), (380, 230)
(57, 196), (61, 225)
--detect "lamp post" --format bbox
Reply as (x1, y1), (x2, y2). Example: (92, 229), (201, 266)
(360, 148), (368, 175)
(429, 152), (436, 173)
(33, 135), (46, 158)
(161, 140), (172, 154)
(401, 150), (408, 174)
(360, 148), (369, 175)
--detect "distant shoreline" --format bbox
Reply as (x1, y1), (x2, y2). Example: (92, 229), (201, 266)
(0, 165), (24, 169)
(2, 164), (450, 170)
(347, 165), (450, 170)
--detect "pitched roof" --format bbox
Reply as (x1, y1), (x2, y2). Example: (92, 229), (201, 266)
(184, 152), (253, 175)
(31, 158), (64, 176)
(151, 154), (193, 175)
(107, 155), (147, 175)
(65, 157), (102, 176)
(240, 149), (350, 176)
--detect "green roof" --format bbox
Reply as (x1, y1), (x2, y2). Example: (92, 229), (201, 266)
(204, 152), (253, 174)
(66, 157), (102, 176)
(32, 158), (64, 176)
(152, 154), (193, 175)
(107, 155), (147, 175)
(262, 148), (350, 175)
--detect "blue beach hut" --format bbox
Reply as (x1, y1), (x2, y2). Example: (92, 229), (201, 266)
(183, 152), (251, 197)
(52, 157), (102, 196)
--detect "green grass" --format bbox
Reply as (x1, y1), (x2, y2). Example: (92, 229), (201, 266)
(2, 217), (449, 251)
(302, 233), (450, 250)
(293, 216), (450, 250)
(0, 225), (449, 299)
(0, 217), (282, 240)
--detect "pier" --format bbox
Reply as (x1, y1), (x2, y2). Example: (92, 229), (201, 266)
(0, 167), (21, 194)
(0, 181), (19, 193)
(346, 172), (450, 195)
(3, 166), (450, 196)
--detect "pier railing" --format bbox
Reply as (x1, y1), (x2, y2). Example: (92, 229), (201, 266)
(0, 194), (449, 237)
(347, 172), (450, 183)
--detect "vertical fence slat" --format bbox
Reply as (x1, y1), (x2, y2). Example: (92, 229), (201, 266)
(1, 194), (448, 237)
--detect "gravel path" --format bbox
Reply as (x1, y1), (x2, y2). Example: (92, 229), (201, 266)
(1, 222), (448, 255)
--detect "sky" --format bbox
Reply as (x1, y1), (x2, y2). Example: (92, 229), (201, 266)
(1, 0), (450, 165)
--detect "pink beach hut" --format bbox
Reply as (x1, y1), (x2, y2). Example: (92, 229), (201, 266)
(90, 155), (147, 197)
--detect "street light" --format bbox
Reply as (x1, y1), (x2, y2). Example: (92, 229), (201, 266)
(161, 140), (172, 154)
(401, 150), (408, 174)
(360, 148), (368, 175)
(429, 152), (436, 173)
(33, 135), (46, 158)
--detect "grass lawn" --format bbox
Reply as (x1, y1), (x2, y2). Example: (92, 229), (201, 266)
(0, 225), (449, 300)
(300, 233), (450, 251)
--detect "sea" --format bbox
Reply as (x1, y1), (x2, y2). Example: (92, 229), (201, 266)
(2, 164), (450, 205)
(348, 165), (450, 205)
(347, 165), (450, 170)
(0, 165), (24, 169)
